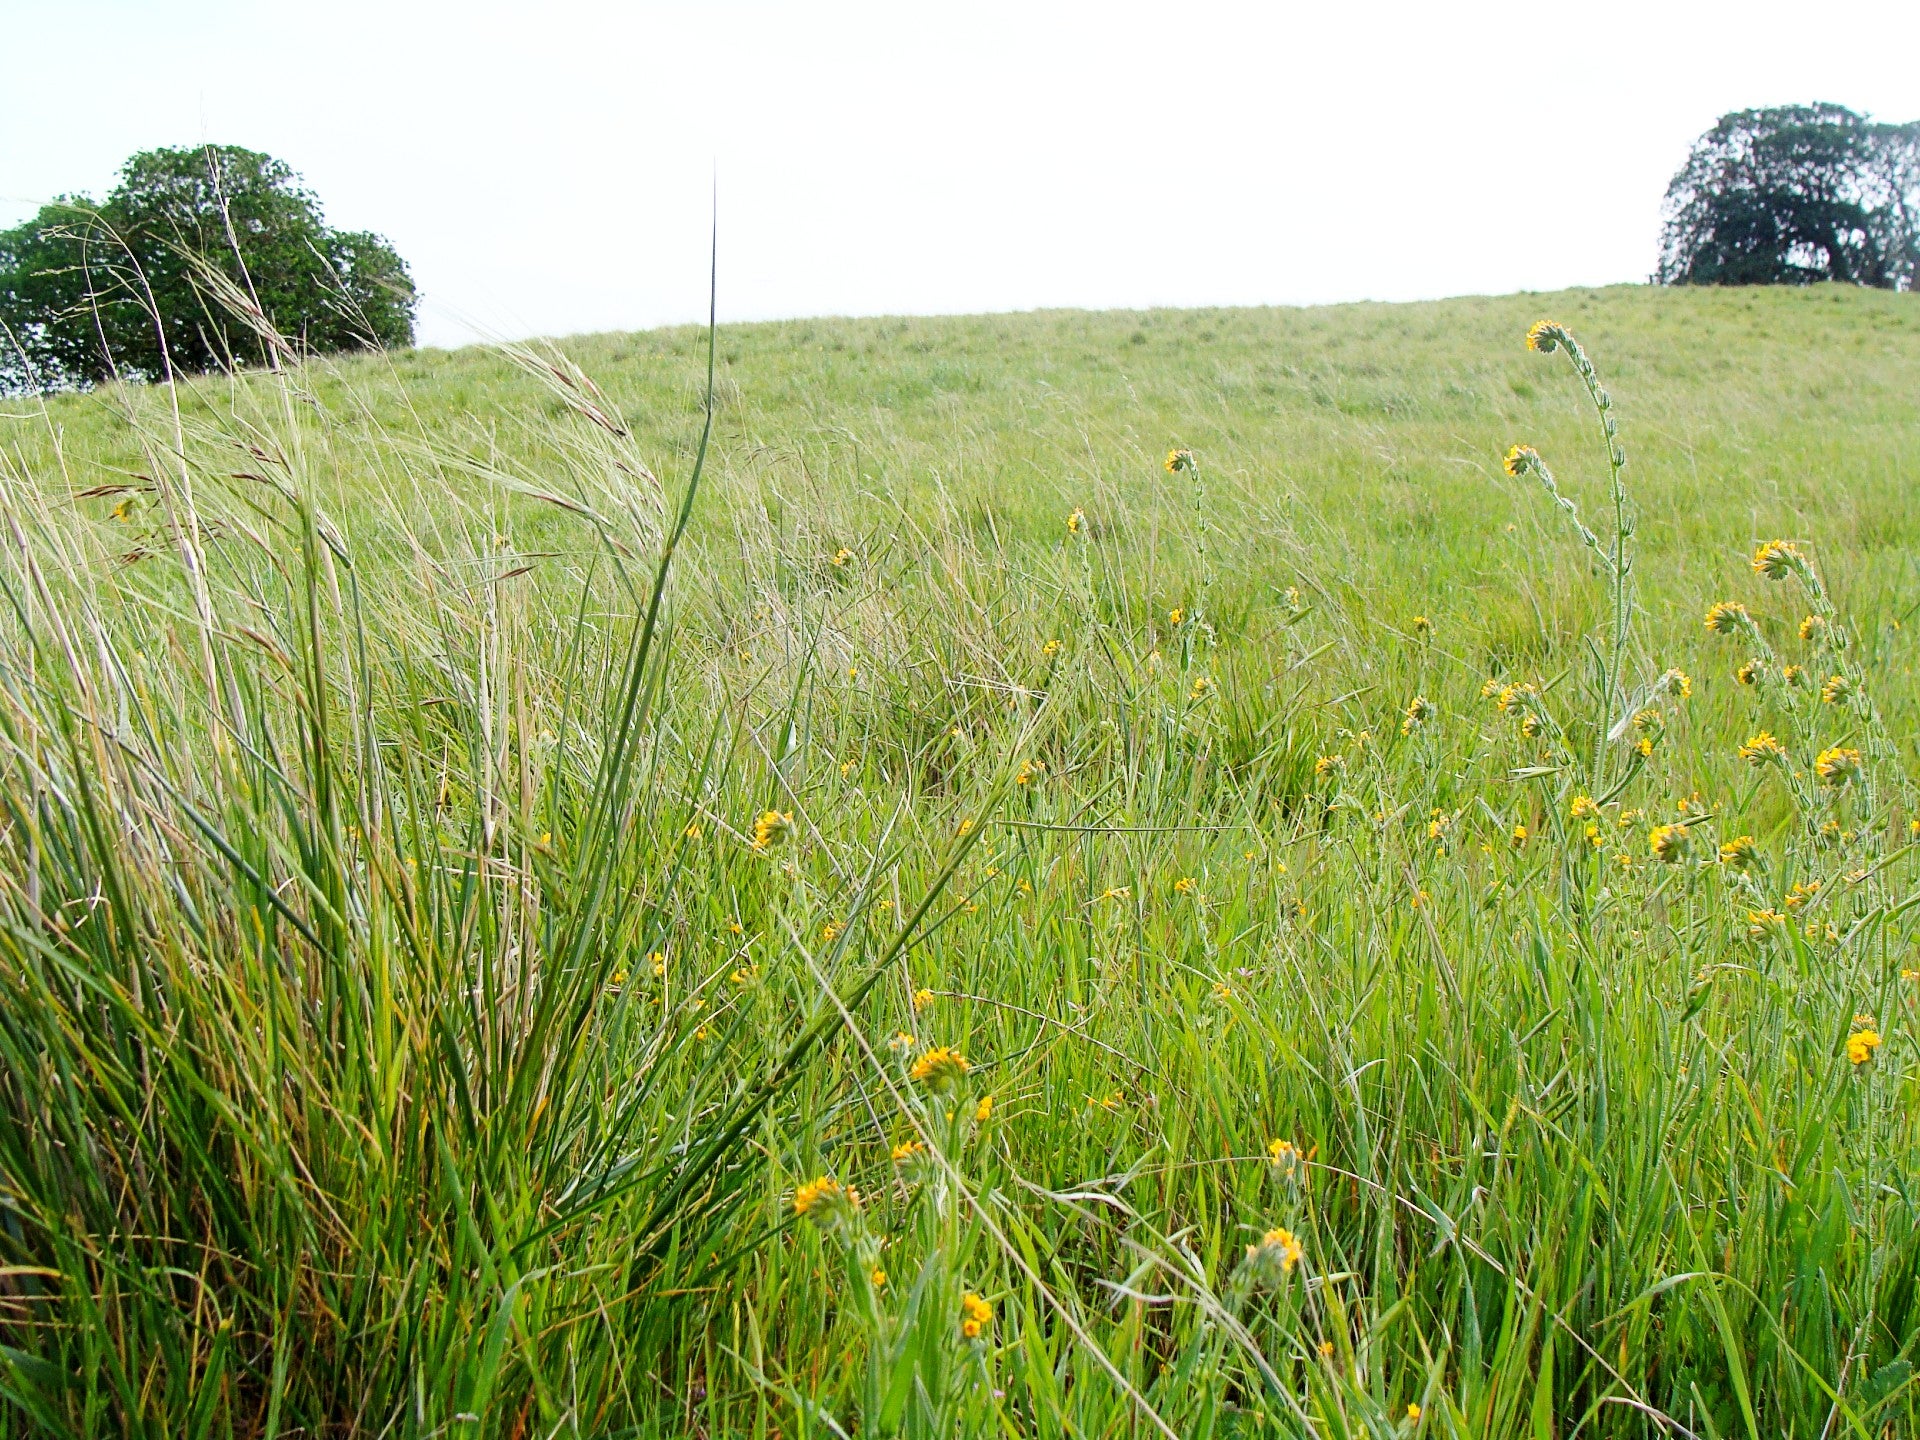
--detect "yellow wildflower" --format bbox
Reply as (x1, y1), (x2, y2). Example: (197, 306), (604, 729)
(1173, 876), (1198, 894)
(1066, 507), (1085, 535)
(1267, 1138), (1302, 1181)
(1847, 1028), (1881, 1066)
(1243, 1226), (1304, 1280)
(1815, 746), (1863, 787)
(912, 988), (935, 1012)
(1503, 443), (1540, 477)
(1665, 668), (1692, 699)
(1649, 823), (1690, 863)
(830, 546), (854, 568)
(1525, 319), (1565, 353)
(1751, 539), (1804, 580)
(1570, 794), (1599, 821)
(1164, 448), (1195, 474)
(974, 1094), (994, 1122)
(1738, 731), (1786, 766)
(870, 1267), (887, 1289)
(891, 1138), (924, 1163)
(1402, 695), (1433, 733)
(1704, 601), (1751, 635)
(961, 1291), (994, 1339)
(1168, 607), (1184, 627)
(793, 1175), (860, 1219)
(1819, 673), (1853, 705)
(751, 809), (795, 850)
(1734, 659), (1759, 686)
(1719, 835), (1758, 869)
(910, 1045), (971, 1092)
(1041, 638), (1062, 657)
(1511, 823), (1528, 848)
(1799, 613), (1824, 641)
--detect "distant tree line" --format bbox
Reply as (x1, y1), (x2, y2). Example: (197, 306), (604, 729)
(0, 145), (415, 394)
(1659, 104), (1920, 290)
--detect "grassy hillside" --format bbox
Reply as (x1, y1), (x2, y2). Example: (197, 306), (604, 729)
(3, 284), (1919, 1438)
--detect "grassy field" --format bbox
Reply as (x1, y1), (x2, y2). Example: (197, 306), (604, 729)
(2, 282), (1919, 1438)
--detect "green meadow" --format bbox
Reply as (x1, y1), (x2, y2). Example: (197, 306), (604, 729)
(2, 282), (1919, 1437)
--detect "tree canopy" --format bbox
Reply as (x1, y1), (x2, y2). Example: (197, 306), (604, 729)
(1657, 104), (1920, 290)
(0, 145), (415, 392)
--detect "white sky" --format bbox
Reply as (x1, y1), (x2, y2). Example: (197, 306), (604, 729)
(5, 1), (1919, 349)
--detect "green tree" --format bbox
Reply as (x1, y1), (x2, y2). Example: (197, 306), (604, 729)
(1657, 104), (1920, 290)
(0, 144), (415, 392)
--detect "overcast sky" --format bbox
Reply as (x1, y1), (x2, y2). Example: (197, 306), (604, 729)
(5, 1), (1919, 349)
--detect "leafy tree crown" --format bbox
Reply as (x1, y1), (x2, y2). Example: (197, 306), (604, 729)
(1658, 104), (1920, 290)
(0, 144), (415, 392)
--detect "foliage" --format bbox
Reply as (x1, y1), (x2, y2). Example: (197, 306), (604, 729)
(0, 144), (415, 392)
(1657, 103), (1920, 290)
(0, 288), (1918, 1437)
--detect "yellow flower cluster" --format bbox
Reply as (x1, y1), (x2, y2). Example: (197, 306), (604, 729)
(793, 1175), (860, 1219)
(1648, 823), (1690, 864)
(1267, 1138), (1303, 1181)
(910, 1045), (971, 1092)
(961, 1291), (994, 1339)
(1751, 539), (1804, 580)
(1815, 746), (1862, 787)
(1846, 1028), (1881, 1066)
(752, 809), (795, 850)
(1502, 444), (1541, 478)
(1244, 1226), (1304, 1274)
(1703, 600), (1751, 635)
(1737, 732), (1786, 766)
(1525, 319), (1566, 353)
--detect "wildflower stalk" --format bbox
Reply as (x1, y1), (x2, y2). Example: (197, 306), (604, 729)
(1509, 322), (1638, 796)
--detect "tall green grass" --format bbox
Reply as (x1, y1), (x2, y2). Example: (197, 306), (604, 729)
(2, 285), (1918, 1437)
